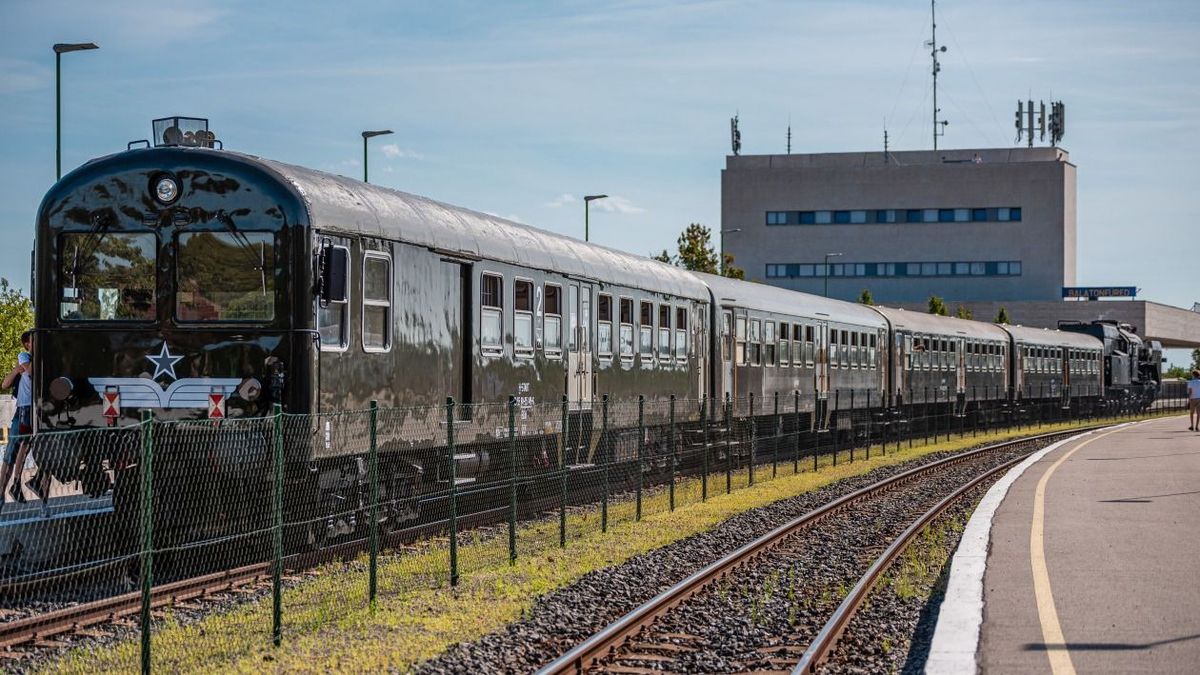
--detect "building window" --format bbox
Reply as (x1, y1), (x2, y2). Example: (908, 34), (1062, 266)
(906, 209), (922, 223)
(938, 209), (955, 222)
(481, 273), (503, 355)
(937, 262), (951, 275)
(954, 208), (970, 222)
(1010, 207), (1022, 221)
(514, 279), (534, 356)
(1009, 261), (1022, 275)
(921, 262), (937, 276)
(876, 209), (897, 223)
(815, 210), (832, 224)
(972, 208), (987, 221)
(766, 211), (788, 225)
(799, 211), (816, 225)
(955, 262), (969, 275)
(998, 207), (1012, 221)
(971, 262), (986, 275)
(923, 209), (938, 223)
(544, 284), (563, 356)
(850, 210), (867, 224)
(798, 264), (815, 277)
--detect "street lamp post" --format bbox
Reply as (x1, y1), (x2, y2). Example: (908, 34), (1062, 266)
(361, 130), (393, 183)
(584, 195), (607, 242)
(719, 228), (741, 276)
(823, 252), (844, 297)
(53, 42), (98, 180)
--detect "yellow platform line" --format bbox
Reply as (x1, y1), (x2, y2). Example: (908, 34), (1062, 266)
(1030, 425), (1131, 675)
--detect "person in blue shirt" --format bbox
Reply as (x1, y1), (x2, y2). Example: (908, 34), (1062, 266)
(1, 331), (32, 509)
(1188, 370), (1200, 431)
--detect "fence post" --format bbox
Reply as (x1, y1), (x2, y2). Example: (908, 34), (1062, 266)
(139, 410), (154, 675)
(601, 395), (609, 532)
(865, 389), (871, 461)
(772, 391), (779, 478)
(446, 397), (458, 587)
(725, 393), (732, 495)
(700, 395), (709, 502)
(793, 390), (801, 473)
(560, 395), (568, 547)
(368, 401), (379, 608)
(508, 396), (517, 564)
(832, 389), (840, 467)
(748, 392), (756, 486)
(636, 395), (644, 521)
(908, 387), (914, 449)
(272, 403), (283, 646)
(668, 395), (676, 511)
(814, 389), (820, 473)
(849, 389), (855, 463)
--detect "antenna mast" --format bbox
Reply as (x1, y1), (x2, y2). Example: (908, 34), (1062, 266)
(786, 117), (792, 154)
(929, 0), (948, 149)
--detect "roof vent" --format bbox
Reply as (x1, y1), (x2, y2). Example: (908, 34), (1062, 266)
(152, 116), (219, 148)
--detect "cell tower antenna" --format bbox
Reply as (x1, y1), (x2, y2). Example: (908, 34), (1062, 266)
(730, 113), (741, 156)
(927, 0), (949, 149)
(883, 123), (889, 164)
(786, 116), (792, 154)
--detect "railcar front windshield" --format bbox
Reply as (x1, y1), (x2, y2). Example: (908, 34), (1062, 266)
(59, 232), (156, 321)
(176, 232), (275, 321)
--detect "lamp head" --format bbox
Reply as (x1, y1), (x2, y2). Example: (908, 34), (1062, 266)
(362, 130), (394, 139)
(584, 194), (608, 202)
(53, 43), (99, 54)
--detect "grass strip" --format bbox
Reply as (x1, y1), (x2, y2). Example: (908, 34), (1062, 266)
(45, 413), (1178, 674)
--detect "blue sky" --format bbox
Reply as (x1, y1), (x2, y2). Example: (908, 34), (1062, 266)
(2, 1), (1198, 326)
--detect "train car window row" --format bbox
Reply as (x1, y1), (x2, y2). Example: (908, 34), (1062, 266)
(480, 273), (504, 356)
(619, 297), (634, 360)
(544, 284), (563, 356)
(658, 304), (671, 361)
(675, 307), (688, 361)
(514, 279), (534, 357)
(765, 206), (1021, 226)
(317, 243), (352, 351)
(597, 294), (613, 357)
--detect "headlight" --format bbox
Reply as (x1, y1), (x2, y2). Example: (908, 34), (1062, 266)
(154, 175), (180, 204)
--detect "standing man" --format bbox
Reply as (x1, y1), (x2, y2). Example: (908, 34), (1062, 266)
(1, 330), (32, 509)
(1189, 369), (1200, 431)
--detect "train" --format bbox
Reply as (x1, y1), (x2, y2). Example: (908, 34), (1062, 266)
(27, 118), (1162, 550)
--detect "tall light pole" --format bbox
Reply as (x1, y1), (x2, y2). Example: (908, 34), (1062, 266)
(823, 252), (844, 298)
(719, 228), (741, 276)
(361, 129), (393, 183)
(584, 194), (607, 242)
(53, 42), (98, 180)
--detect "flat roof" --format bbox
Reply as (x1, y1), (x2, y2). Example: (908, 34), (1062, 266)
(726, 146), (1071, 170)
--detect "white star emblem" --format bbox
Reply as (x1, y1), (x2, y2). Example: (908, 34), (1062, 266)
(146, 343), (184, 381)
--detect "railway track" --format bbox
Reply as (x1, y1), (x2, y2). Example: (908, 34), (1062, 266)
(537, 425), (1101, 675)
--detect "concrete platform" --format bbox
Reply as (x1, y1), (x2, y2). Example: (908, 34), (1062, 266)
(928, 417), (1200, 674)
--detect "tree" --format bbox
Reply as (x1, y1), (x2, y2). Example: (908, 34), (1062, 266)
(657, 223), (744, 278)
(0, 278), (33, 375)
(1191, 348), (1200, 371)
(676, 223), (719, 273)
(927, 295), (948, 316)
(1165, 365), (1190, 379)
(955, 305), (973, 320)
(995, 306), (1011, 324)
(858, 289), (874, 306)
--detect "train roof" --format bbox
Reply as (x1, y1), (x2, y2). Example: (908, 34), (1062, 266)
(694, 273), (887, 327)
(869, 306), (1010, 341)
(246, 152), (711, 300)
(999, 323), (1104, 349)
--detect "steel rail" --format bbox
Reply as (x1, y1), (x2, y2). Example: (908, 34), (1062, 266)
(537, 425), (1106, 675)
(792, 449), (1034, 673)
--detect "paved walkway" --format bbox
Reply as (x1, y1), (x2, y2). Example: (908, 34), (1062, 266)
(929, 416), (1200, 674)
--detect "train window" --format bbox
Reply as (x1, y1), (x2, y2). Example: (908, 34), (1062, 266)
(723, 312), (733, 361)
(481, 274), (503, 355)
(764, 321), (776, 366)
(793, 324), (804, 366)
(640, 301), (654, 359)
(675, 307), (688, 360)
(544, 284), (563, 356)
(60, 231), (158, 322)
(598, 294), (613, 357)
(750, 319), (762, 366)
(805, 325), (815, 367)
(619, 297), (634, 359)
(736, 316), (747, 365)
(658, 305), (671, 360)
(177, 231), (275, 322)
(849, 332), (859, 368)
(779, 323), (789, 367)
(568, 285), (579, 352)
(829, 329), (839, 369)
(840, 330), (850, 368)
(514, 279), (534, 356)
(362, 253), (392, 352)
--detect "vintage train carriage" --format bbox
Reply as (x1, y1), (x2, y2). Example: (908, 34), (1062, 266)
(1058, 320), (1160, 401)
(870, 308), (1010, 408)
(998, 324), (1103, 401)
(697, 273), (888, 412)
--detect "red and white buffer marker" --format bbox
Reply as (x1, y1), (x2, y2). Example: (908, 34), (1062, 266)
(207, 389), (226, 420)
(102, 386), (121, 425)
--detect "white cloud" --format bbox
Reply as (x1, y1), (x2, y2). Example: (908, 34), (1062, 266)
(590, 195), (645, 215)
(544, 193), (577, 208)
(380, 143), (424, 159)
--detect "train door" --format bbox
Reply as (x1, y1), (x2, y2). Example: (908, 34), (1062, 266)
(815, 321), (830, 397)
(896, 332), (911, 404)
(566, 282), (594, 410)
(956, 337), (966, 393)
(722, 310), (734, 400)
